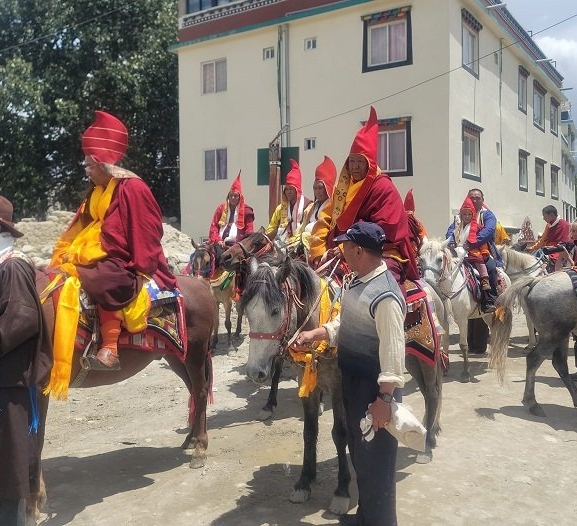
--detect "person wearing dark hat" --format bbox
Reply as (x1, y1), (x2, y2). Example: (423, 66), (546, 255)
(46, 110), (177, 388)
(296, 221), (405, 526)
(209, 171), (255, 245)
(0, 196), (52, 526)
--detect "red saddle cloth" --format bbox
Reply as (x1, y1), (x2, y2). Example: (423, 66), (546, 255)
(404, 279), (444, 370)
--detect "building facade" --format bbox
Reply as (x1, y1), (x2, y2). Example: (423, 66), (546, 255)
(174, 0), (576, 241)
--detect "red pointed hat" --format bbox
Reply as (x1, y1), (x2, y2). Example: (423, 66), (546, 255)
(285, 159), (303, 195)
(315, 156), (337, 197)
(460, 195), (479, 244)
(82, 110), (128, 164)
(349, 106), (378, 166)
(228, 170), (246, 229)
(404, 189), (415, 213)
(229, 171), (243, 195)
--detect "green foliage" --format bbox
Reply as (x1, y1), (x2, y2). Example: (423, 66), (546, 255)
(0, 0), (179, 220)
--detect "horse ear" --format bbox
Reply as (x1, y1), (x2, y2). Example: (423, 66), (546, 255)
(248, 256), (259, 275)
(191, 238), (198, 250)
(277, 255), (292, 284)
(440, 238), (450, 249)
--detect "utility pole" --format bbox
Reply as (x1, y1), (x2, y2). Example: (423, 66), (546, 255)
(268, 124), (289, 218)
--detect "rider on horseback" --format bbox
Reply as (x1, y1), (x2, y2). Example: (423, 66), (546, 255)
(48, 111), (177, 374)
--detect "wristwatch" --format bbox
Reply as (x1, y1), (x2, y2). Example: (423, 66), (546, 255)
(377, 392), (394, 404)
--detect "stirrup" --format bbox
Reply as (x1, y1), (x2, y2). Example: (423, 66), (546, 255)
(87, 347), (121, 371)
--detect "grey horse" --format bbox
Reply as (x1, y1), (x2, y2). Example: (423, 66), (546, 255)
(490, 273), (577, 416)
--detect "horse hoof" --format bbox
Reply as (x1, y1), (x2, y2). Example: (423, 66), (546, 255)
(289, 488), (311, 504)
(318, 402), (325, 416)
(460, 372), (471, 383)
(189, 455), (206, 469)
(328, 495), (350, 515)
(227, 346), (237, 357)
(529, 404), (546, 417)
(256, 408), (274, 421)
(416, 451), (433, 464)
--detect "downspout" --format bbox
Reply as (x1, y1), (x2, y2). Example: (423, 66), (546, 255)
(499, 38), (503, 176)
(279, 23), (290, 147)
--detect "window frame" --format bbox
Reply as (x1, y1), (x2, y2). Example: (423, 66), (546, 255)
(518, 66), (529, 113)
(201, 58), (227, 95)
(518, 149), (529, 192)
(535, 158), (546, 197)
(262, 46), (275, 60)
(551, 165), (559, 200)
(304, 37), (317, 51)
(461, 9), (482, 78)
(362, 8), (412, 73)
(550, 98), (559, 136)
(533, 80), (546, 131)
(376, 118), (413, 177)
(304, 137), (316, 151)
(462, 120), (482, 182)
(204, 148), (228, 181)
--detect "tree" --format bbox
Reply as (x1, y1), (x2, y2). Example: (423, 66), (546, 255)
(0, 0), (179, 220)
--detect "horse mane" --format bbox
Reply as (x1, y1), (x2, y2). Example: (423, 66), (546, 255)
(501, 245), (537, 268)
(240, 255), (318, 312)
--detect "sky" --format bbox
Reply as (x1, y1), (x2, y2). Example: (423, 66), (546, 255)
(504, 0), (577, 117)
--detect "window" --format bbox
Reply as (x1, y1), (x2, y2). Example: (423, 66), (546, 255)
(462, 9), (482, 77)
(518, 150), (529, 191)
(533, 81), (546, 130)
(304, 37), (317, 51)
(202, 59), (227, 94)
(462, 120), (482, 181)
(377, 118), (412, 177)
(551, 165), (559, 199)
(518, 66), (529, 113)
(263, 47), (275, 60)
(186, 1), (229, 14)
(304, 138), (316, 150)
(550, 98), (559, 135)
(204, 148), (227, 181)
(362, 8), (412, 72)
(535, 158), (546, 196)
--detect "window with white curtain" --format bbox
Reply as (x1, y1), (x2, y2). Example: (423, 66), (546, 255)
(535, 159), (545, 196)
(376, 119), (412, 177)
(204, 148), (227, 181)
(551, 166), (559, 199)
(518, 151), (528, 191)
(461, 9), (482, 78)
(462, 120), (482, 181)
(362, 8), (412, 72)
(202, 59), (227, 94)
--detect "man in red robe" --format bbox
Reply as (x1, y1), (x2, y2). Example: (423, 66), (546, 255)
(50, 110), (177, 370)
(209, 171), (254, 245)
(529, 204), (571, 268)
(309, 107), (418, 284)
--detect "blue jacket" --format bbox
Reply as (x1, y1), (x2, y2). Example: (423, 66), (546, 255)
(446, 208), (503, 267)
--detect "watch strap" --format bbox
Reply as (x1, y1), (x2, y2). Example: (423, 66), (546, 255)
(377, 392), (394, 403)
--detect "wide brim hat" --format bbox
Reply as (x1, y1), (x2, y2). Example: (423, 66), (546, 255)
(0, 195), (24, 238)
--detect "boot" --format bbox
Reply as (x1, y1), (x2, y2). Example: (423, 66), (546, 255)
(481, 291), (496, 314)
(90, 308), (121, 371)
(480, 277), (491, 291)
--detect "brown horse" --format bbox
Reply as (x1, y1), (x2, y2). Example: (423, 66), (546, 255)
(29, 270), (215, 522)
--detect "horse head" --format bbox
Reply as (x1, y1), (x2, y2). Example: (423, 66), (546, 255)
(419, 238), (454, 283)
(190, 242), (216, 278)
(242, 255), (318, 384)
(221, 232), (276, 271)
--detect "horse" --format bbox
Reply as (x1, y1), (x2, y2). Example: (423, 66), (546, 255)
(189, 240), (241, 352)
(241, 255), (350, 513)
(499, 245), (548, 348)
(419, 239), (511, 382)
(28, 270), (215, 522)
(489, 272), (577, 417)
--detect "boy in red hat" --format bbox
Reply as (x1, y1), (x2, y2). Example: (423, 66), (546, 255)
(266, 159), (311, 246)
(47, 110), (177, 379)
(208, 171), (255, 245)
(301, 156), (337, 234)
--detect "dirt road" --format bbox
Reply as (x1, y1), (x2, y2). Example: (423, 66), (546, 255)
(39, 311), (577, 526)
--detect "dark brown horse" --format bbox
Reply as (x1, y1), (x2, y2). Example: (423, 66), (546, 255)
(29, 270), (215, 521)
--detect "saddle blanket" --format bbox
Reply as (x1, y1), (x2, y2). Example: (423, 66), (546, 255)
(404, 279), (442, 368)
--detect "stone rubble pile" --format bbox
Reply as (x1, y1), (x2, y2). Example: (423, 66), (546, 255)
(14, 211), (194, 274)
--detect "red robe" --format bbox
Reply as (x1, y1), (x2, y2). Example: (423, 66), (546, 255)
(208, 202), (255, 243)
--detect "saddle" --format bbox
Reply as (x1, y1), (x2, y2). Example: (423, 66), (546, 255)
(51, 277), (188, 362)
(404, 279), (447, 371)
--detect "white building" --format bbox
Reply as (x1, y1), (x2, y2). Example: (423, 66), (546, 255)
(174, 0), (576, 241)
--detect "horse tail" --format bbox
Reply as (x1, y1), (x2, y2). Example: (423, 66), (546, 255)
(489, 275), (537, 383)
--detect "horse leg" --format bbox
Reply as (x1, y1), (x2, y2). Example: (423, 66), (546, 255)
(551, 341), (577, 408)
(522, 344), (548, 417)
(211, 299), (219, 349)
(224, 298), (233, 351)
(457, 318), (472, 383)
(289, 389), (320, 504)
(257, 357), (282, 421)
(234, 301), (243, 337)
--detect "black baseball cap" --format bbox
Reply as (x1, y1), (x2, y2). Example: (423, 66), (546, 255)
(333, 222), (386, 251)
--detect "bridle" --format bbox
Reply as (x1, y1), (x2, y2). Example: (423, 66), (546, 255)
(238, 233), (275, 263)
(421, 248), (468, 300)
(192, 245), (215, 279)
(501, 249), (547, 278)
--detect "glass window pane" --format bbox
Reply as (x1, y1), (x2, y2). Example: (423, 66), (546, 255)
(215, 59), (227, 92)
(204, 150), (215, 180)
(370, 26), (388, 66)
(388, 21), (407, 62)
(388, 131), (406, 170)
(377, 132), (388, 169)
(216, 148), (227, 180)
(203, 63), (214, 94)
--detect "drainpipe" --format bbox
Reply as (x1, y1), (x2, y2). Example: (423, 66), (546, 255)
(279, 24), (290, 147)
(498, 38), (503, 176)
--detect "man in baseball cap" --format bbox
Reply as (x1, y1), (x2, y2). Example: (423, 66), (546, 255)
(333, 221), (387, 254)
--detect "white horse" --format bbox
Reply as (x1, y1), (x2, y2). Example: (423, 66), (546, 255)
(499, 246), (548, 348)
(419, 239), (511, 382)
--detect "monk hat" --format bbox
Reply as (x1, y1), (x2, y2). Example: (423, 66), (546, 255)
(0, 195), (24, 238)
(223, 171), (246, 229)
(404, 189), (415, 213)
(349, 106), (378, 166)
(285, 159), (303, 195)
(314, 156), (337, 197)
(82, 110), (128, 164)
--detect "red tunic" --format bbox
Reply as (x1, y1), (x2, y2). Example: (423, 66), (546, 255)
(208, 202), (255, 243)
